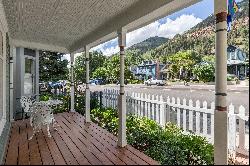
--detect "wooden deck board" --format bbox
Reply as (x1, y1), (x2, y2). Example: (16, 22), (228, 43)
(5, 122), (20, 165)
(4, 112), (159, 165)
(18, 121), (30, 165)
(56, 115), (113, 165)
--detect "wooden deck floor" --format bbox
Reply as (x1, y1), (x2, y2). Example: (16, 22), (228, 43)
(4, 112), (159, 165)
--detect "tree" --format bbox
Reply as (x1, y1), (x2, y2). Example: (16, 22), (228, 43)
(92, 67), (108, 80)
(192, 55), (215, 82)
(39, 51), (69, 82)
(74, 51), (106, 83)
(192, 63), (215, 82)
(164, 51), (201, 80)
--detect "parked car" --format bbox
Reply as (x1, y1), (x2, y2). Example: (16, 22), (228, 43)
(144, 78), (165, 86)
(48, 81), (64, 89)
(89, 79), (106, 85)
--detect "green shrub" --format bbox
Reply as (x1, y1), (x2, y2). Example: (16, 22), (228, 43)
(128, 79), (144, 84)
(40, 93), (70, 113)
(40, 92), (100, 115)
(91, 108), (118, 135)
(91, 108), (214, 165)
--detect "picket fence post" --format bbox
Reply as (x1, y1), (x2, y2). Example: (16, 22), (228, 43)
(238, 105), (247, 155)
(166, 96), (171, 123)
(160, 96), (166, 127)
(131, 92), (135, 115)
(155, 95), (160, 123)
(211, 102), (215, 144)
(203, 101), (208, 136)
(195, 100), (201, 134)
(228, 103), (236, 160)
(188, 99), (193, 132)
(152, 94), (155, 121)
(182, 98), (187, 132)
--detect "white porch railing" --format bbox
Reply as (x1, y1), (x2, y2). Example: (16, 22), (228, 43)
(100, 89), (249, 157)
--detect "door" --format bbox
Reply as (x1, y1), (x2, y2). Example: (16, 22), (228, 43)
(24, 56), (35, 95)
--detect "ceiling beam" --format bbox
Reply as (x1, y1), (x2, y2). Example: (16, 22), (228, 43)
(11, 39), (69, 53)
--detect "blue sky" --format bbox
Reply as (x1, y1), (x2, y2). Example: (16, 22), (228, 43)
(91, 0), (215, 56)
(68, 0), (242, 59)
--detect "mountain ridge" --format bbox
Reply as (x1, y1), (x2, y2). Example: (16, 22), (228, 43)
(126, 0), (249, 61)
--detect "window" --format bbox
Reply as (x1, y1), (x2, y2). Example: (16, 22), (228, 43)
(231, 51), (236, 60)
(237, 50), (245, 61)
(25, 58), (33, 73)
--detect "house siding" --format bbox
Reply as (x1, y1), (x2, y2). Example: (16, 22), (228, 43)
(0, 7), (11, 163)
(5, 33), (10, 122)
(0, 122), (10, 164)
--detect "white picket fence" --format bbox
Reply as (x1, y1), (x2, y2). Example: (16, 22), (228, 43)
(100, 89), (249, 156)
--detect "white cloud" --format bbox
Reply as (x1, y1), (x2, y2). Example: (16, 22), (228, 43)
(92, 14), (202, 56)
(62, 52), (83, 68)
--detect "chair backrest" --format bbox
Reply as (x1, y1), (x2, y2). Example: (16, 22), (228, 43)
(20, 96), (34, 113)
(30, 102), (54, 126)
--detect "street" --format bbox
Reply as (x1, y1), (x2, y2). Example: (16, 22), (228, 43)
(89, 84), (249, 115)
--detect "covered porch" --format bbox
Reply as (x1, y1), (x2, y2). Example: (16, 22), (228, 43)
(5, 112), (158, 165)
(0, 0), (233, 165)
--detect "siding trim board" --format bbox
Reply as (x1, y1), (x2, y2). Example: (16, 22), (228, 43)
(0, 122), (10, 165)
(0, 5), (11, 164)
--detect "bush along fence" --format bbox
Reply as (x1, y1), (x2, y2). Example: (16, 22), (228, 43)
(96, 89), (249, 158)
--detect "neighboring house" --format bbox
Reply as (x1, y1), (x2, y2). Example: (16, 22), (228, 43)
(131, 60), (165, 80)
(160, 62), (172, 80)
(160, 45), (249, 81)
(227, 45), (248, 78)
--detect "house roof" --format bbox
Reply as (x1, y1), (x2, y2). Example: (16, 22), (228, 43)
(1, 0), (200, 53)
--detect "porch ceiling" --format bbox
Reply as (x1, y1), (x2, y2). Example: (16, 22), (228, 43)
(2, 0), (200, 53)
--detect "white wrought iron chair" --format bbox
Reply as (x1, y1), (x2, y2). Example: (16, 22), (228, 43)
(28, 101), (57, 140)
(20, 96), (34, 119)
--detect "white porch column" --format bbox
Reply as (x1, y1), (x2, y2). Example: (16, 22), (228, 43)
(70, 53), (75, 112)
(35, 50), (39, 101)
(85, 45), (91, 122)
(214, 0), (228, 164)
(9, 46), (14, 121)
(117, 29), (127, 147)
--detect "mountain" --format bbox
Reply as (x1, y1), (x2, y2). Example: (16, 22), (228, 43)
(143, 0), (249, 60)
(127, 36), (168, 54)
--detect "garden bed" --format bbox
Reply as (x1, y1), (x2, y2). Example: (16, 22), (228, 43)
(90, 107), (214, 165)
